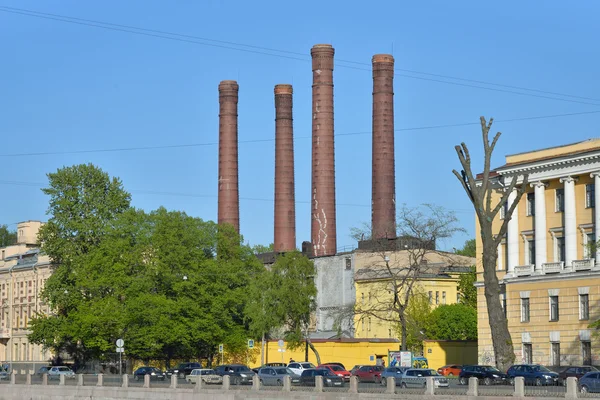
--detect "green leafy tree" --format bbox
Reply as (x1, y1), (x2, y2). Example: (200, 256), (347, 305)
(250, 243), (275, 254)
(456, 239), (476, 258)
(403, 290), (432, 354)
(458, 267), (477, 309)
(0, 225), (17, 247)
(425, 303), (477, 340)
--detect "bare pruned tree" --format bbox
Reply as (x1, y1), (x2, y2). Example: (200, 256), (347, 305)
(452, 116), (529, 371)
(352, 204), (466, 351)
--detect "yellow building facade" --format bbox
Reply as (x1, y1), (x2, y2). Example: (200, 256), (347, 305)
(352, 249), (474, 340)
(476, 139), (600, 366)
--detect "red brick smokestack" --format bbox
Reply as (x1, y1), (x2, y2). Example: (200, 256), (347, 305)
(371, 54), (396, 239)
(218, 80), (240, 233)
(310, 44), (337, 256)
(274, 84), (296, 252)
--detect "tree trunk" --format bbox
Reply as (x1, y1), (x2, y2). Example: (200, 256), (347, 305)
(399, 312), (407, 351)
(307, 340), (321, 366)
(482, 238), (515, 371)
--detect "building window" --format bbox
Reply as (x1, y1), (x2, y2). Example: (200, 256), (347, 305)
(521, 298), (530, 323)
(500, 294), (507, 318)
(582, 341), (592, 365)
(527, 239), (536, 265)
(556, 237), (566, 262)
(361, 318), (365, 332)
(587, 184), (595, 208)
(580, 294), (590, 321)
(523, 343), (533, 364)
(457, 292), (460, 303)
(435, 291), (439, 305)
(368, 317), (371, 332)
(586, 233), (596, 259)
(345, 258), (351, 270)
(527, 193), (535, 216)
(361, 293), (364, 304)
(551, 342), (561, 366)
(442, 291), (446, 305)
(428, 291), (432, 304)
(500, 202), (507, 220)
(555, 189), (564, 212)
(550, 296), (559, 321)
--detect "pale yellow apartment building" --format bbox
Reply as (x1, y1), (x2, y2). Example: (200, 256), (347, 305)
(476, 139), (600, 367)
(353, 249), (475, 339)
(0, 221), (53, 371)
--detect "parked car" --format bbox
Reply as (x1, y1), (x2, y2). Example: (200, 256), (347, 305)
(47, 366), (76, 380)
(317, 364), (351, 381)
(36, 366), (51, 377)
(0, 371), (8, 380)
(287, 362), (316, 377)
(258, 367), (299, 386)
(299, 368), (344, 387)
(213, 364), (254, 385)
(559, 366), (598, 385)
(459, 365), (508, 386)
(324, 362), (346, 371)
(252, 362), (287, 374)
(133, 366), (166, 381)
(579, 371), (600, 393)
(351, 365), (384, 383)
(185, 368), (223, 384)
(398, 368), (449, 389)
(438, 364), (462, 376)
(506, 364), (559, 386)
(380, 366), (409, 386)
(166, 362), (203, 379)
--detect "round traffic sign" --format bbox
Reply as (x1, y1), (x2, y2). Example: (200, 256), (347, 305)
(278, 339), (284, 348)
(116, 339), (124, 348)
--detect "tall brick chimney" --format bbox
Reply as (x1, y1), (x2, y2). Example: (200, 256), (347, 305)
(218, 80), (240, 233)
(371, 54), (396, 239)
(310, 44), (337, 256)
(274, 84), (296, 252)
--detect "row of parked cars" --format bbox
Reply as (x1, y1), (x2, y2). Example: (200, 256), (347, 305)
(437, 363), (600, 390)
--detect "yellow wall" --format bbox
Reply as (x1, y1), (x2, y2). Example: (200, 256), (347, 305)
(423, 340), (478, 370)
(259, 340), (399, 369)
(506, 139), (600, 165)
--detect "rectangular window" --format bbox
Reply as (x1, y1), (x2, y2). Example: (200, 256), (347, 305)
(428, 291), (432, 304)
(551, 342), (561, 366)
(528, 239), (536, 265)
(582, 341), (592, 365)
(442, 291), (446, 305)
(587, 184), (595, 208)
(580, 294), (590, 320)
(361, 293), (364, 304)
(555, 189), (564, 212)
(368, 317), (371, 332)
(550, 296), (559, 321)
(521, 298), (530, 322)
(500, 202), (508, 220)
(501, 294), (507, 318)
(556, 237), (566, 262)
(527, 193), (535, 216)
(586, 233), (596, 259)
(457, 293), (460, 303)
(435, 291), (439, 305)
(523, 343), (533, 364)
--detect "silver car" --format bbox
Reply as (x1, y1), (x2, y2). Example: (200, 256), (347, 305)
(399, 368), (449, 389)
(47, 366), (76, 380)
(258, 367), (300, 386)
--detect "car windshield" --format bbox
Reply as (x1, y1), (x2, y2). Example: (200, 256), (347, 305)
(57, 367), (70, 372)
(482, 366), (501, 373)
(203, 370), (216, 375)
(150, 368), (162, 372)
(420, 370), (439, 377)
(533, 366), (551, 373)
(316, 369), (333, 376)
(329, 365), (344, 371)
(301, 363), (315, 369)
(233, 366), (251, 372)
(275, 368), (288, 375)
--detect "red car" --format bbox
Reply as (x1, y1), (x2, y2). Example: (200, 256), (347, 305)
(438, 365), (463, 376)
(318, 364), (351, 381)
(351, 365), (384, 383)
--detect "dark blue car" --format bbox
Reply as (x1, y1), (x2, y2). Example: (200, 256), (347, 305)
(506, 364), (559, 386)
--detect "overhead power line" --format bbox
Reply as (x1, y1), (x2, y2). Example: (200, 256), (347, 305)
(1, 109), (599, 158)
(1, 6), (598, 106)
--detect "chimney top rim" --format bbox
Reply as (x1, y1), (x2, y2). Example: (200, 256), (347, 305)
(372, 54), (395, 63)
(219, 80), (239, 87)
(274, 84), (293, 94)
(312, 43), (333, 49)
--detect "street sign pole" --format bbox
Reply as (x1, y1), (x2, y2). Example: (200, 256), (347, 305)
(116, 339), (125, 376)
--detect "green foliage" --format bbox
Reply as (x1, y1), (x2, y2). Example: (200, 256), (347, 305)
(458, 267), (477, 309)
(250, 243), (275, 254)
(0, 225), (17, 247)
(425, 304), (477, 341)
(456, 239), (476, 258)
(404, 291), (432, 353)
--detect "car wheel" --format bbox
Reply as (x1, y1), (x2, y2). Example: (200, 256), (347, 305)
(484, 377), (492, 386)
(259, 379), (263, 385)
(509, 377), (515, 386)
(374, 376), (381, 384)
(401, 382), (407, 389)
(536, 378), (543, 386)
(232, 376), (239, 385)
(381, 377), (387, 386)
(459, 377), (467, 385)
(134, 375), (140, 381)
(581, 385), (589, 393)
(277, 379), (282, 386)
(448, 373), (454, 377)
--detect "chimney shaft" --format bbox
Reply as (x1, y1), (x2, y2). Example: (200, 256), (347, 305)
(274, 84), (296, 252)
(371, 54), (396, 239)
(218, 80), (240, 233)
(310, 44), (337, 256)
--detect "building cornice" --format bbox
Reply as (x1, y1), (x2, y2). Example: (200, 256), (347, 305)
(498, 152), (600, 184)
(476, 269), (600, 286)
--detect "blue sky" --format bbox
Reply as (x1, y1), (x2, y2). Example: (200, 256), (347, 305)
(1, 0), (599, 252)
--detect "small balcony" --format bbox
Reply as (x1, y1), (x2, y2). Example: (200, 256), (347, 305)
(573, 259), (595, 271)
(0, 328), (10, 339)
(514, 265), (534, 277)
(542, 262), (564, 274)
